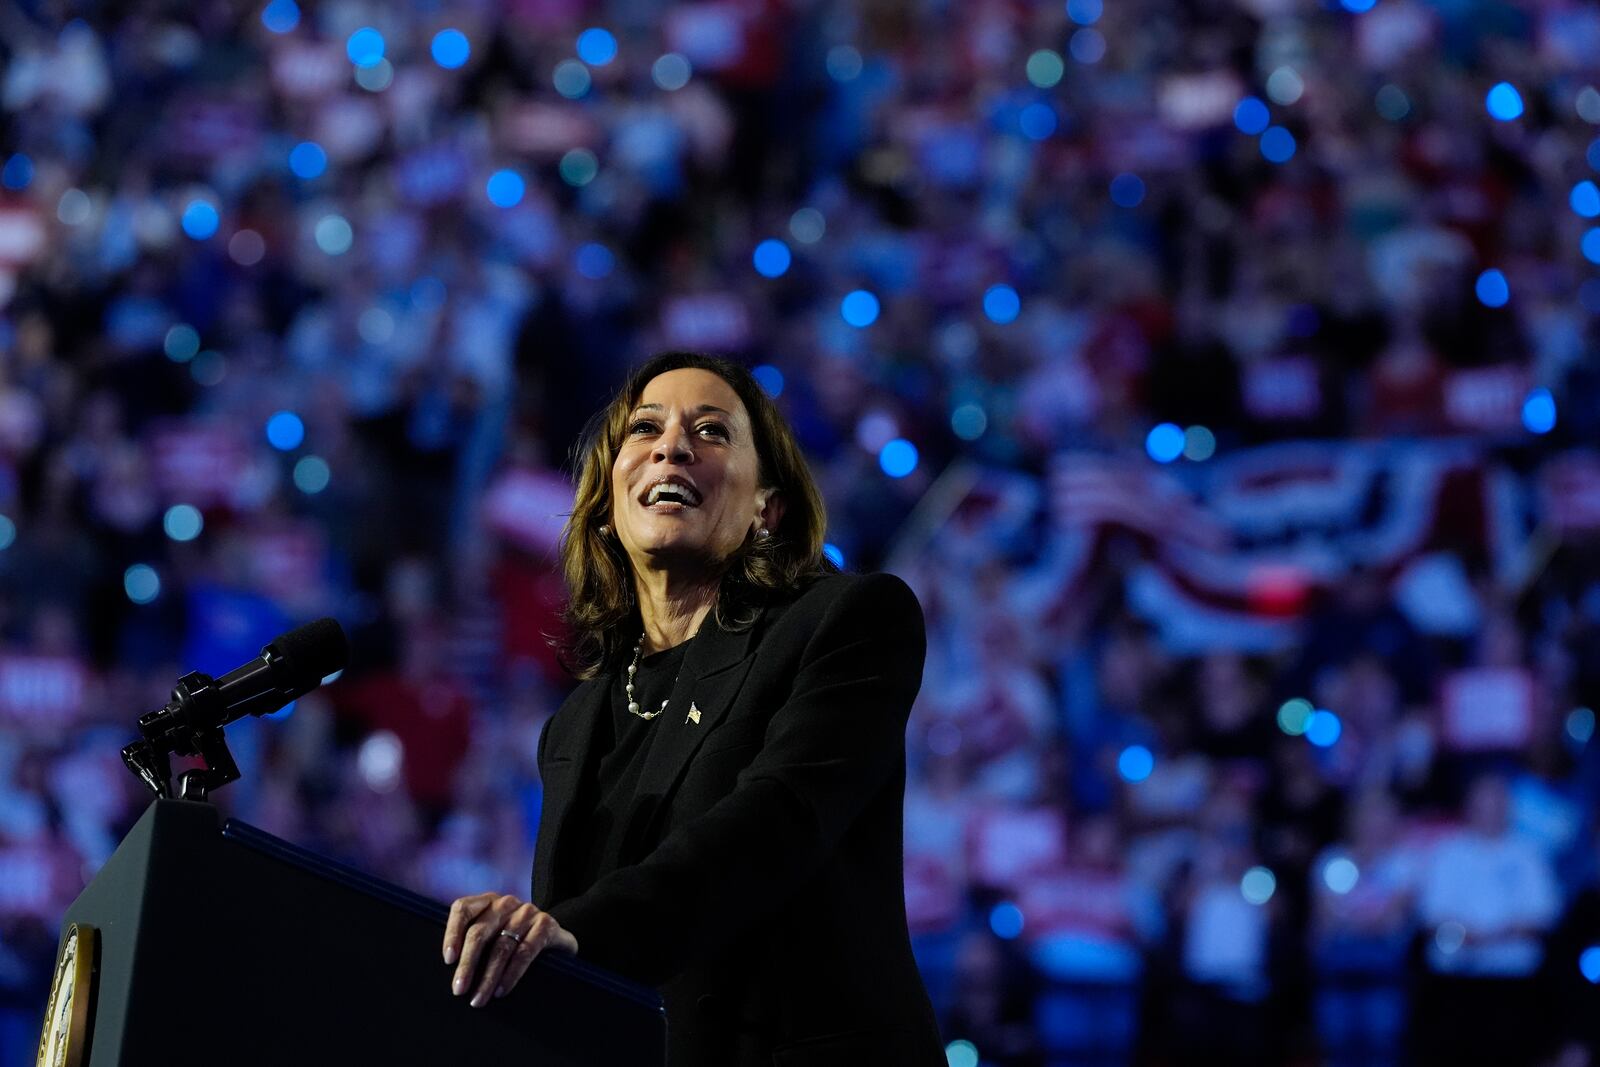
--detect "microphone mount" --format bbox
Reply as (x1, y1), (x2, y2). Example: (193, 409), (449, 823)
(122, 670), (243, 802)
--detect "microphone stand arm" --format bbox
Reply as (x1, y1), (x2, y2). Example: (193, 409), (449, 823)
(120, 671), (243, 803)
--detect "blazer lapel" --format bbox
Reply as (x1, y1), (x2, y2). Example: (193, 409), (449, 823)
(631, 607), (762, 839)
(533, 677), (607, 907)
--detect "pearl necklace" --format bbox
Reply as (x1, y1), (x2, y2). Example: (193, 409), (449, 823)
(625, 635), (674, 719)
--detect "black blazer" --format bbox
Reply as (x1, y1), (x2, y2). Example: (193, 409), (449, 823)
(535, 571), (945, 1066)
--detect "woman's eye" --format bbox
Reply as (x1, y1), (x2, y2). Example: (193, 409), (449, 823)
(627, 419), (726, 438)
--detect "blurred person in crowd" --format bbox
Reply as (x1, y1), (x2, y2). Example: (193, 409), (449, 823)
(1261, 736), (1346, 877)
(916, 606), (1058, 803)
(1309, 790), (1420, 1067)
(1289, 566), (1436, 710)
(440, 353), (944, 1064)
(942, 930), (1043, 1067)
(1157, 788), (1283, 1064)
(903, 743), (972, 1019)
(1192, 651), (1275, 767)
(334, 613), (473, 820)
(1536, 820), (1600, 1067)
(1023, 812), (1144, 1062)
(1413, 771), (1562, 1065)
(1060, 612), (1168, 815)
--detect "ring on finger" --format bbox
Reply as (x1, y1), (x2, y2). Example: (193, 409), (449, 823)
(500, 929), (523, 944)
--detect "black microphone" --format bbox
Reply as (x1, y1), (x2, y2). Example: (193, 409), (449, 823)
(203, 616), (350, 725)
(121, 618), (350, 799)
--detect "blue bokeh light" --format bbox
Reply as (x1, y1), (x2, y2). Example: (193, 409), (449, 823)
(1589, 139), (1600, 172)
(653, 53), (692, 91)
(1234, 97), (1270, 135)
(1145, 423), (1185, 463)
(1567, 707), (1595, 744)
(559, 148), (599, 186)
(1110, 173), (1146, 207)
(432, 29), (470, 69)
(289, 141), (327, 179)
(266, 411), (306, 451)
(1486, 82), (1523, 121)
(983, 284), (1021, 324)
(1583, 227), (1600, 265)
(822, 543), (845, 568)
(1019, 102), (1057, 141)
(951, 403), (988, 441)
(827, 49), (869, 81)
(163, 504), (204, 542)
(1260, 126), (1297, 163)
(1118, 745), (1155, 783)
(753, 364), (784, 397)
(553, 59), (592, 98)
(1475, 268), (1510, 307)
(1340, 0), (1377, 11)
(261, 0), (299, 33)
(2, 153), (34, 191)
(989, 902), (1025, 940)
(752, 239), (792, 278)
(1375, 84), (1411, 121)
(574, 242), (615, 280)
(0, 515), (15, 552)
(1067, 0), (1103, 24)
(1323, 857), (1360, 894)
(1306, 710), (1343, 747)
(946, 1041), (980, 1067)
(1069, 28), (1106, 64)
(1572, 181), (1600, 218)
(1582, 946), (1600, 984)
(486, 169), (525, 208)
(347, 27), (385, 68)
(294, 455), (331, 494)
(841, 289), (880, 327)
(1184, 425), (1217, 461)
(1241, 867), (1277, 905)
(164, 324), (200, 363)
(879, 438), (918, 478)
(1278, 698), (1314, 735)
(181, 201), (219, 240)
(1522, 388), (1557, 434)
(577, 27), (618, 66)
(314, 215), (352, 255)
(124, 564), (161, 605)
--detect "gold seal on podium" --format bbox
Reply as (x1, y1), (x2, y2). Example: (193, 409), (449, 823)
(36, 922), (96, 1067)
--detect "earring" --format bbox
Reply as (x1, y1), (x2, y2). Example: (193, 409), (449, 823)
(757, 527), (770, 540)
(598, 524), (612, 537)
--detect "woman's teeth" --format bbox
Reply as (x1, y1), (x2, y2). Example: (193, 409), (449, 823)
(645, 483), (700, 506)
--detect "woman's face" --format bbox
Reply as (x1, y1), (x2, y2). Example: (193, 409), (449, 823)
(610, 368), (777, 579)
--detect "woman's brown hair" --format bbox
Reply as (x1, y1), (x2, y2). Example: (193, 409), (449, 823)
(557, 352), (836, 679)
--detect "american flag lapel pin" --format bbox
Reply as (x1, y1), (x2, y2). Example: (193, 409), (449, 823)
(687, 703), (701, 725)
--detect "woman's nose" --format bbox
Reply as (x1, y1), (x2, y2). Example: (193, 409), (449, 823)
(652, 426), (693, 463)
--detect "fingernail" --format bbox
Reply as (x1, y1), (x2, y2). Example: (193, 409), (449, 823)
(470, 993), (485, 1008)
(443, 947), (456, 966)
(494, 985), (506, 998)
(452, 977), (464, 996)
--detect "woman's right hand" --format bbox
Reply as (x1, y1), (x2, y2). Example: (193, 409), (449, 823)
(442, 892), (579, 1008)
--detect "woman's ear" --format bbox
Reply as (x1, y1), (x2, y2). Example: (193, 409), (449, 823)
(757, 490), (785, 535)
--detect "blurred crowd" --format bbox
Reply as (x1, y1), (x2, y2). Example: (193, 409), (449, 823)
(2, 0), (1600, 1063)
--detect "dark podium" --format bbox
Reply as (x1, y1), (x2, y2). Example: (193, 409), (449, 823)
(52, 798), (665, 1065)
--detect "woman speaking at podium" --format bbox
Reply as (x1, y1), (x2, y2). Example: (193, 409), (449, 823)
(440, 352), (945, 1064)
